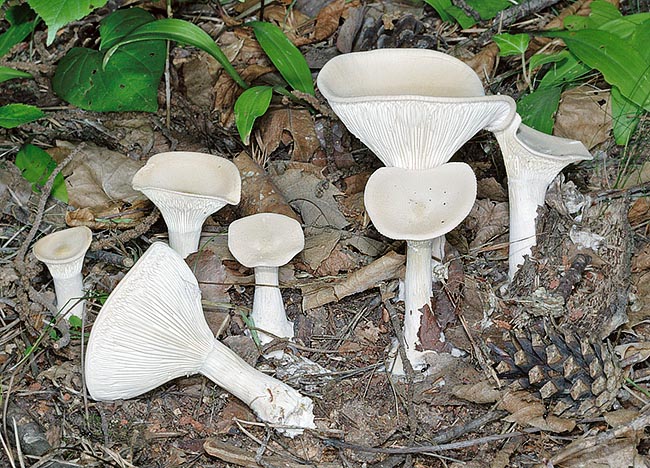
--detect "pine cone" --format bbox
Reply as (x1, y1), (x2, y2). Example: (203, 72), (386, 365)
(490, 321), (626, 418)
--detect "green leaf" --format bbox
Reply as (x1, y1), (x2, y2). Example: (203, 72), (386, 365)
(446, 6), (476, 29)
(564, 0), (621, 30)
(68, 315), (82, 329)
(99, 7), (160, 50)
(494, 33), (530, 57)
(528, 50), (570, 77)
(53, 41), (166, 112)
(545, 29), (650, 111)
(6, 4), (36, 25)
(422, 0), (454, 22)
(249, 21), (314, 95)
(103, 18), (247, 89)
(465, 0), (511, 20)
(517, 86), (562, 134)
(611, 87), (641, 146)
(0, 6), (38, 58)
(0, 66), (32, 83)
(234, 85), (273, 144)
(538, 53), (592, 89)
(27, 0), (108, 45)
(600, 15), (650, 39)
(0, 103), (44, 128)
(15, 144), (68, 203)
(633, 19), (650, 62)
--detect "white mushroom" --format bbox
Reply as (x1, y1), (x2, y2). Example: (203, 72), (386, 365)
(493, 114), (592, 280)
(132, 152), (241, 258)
(228, 213), (304, 347)
(317, 48), (516, 169)
(85, 242), (315, 437)
(364, 163), (477, 375)
(33, 226), (92, 320)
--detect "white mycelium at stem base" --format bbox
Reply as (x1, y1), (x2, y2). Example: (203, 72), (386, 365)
(364, 164), (477, 374)
(32, 226), (92, 320)
(228, 213), (304, 347)
(85, 242), (314, 437)
(132, 152), (241, 258)
(493, 114), (592, 280)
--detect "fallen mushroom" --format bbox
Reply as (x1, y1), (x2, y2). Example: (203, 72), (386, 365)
(85, 242), (315, 437)
(228, 213), (304, 347)
(132, 151), (241, 258)
(493, 114), (592, 280)
(364, 163), (477, 375)
(32, 226), (92, 320)
(317, 48), (516, 169)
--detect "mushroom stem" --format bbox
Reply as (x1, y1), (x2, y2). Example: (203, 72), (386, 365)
(251, 266), (294, 344)
(52, 272), (86, 320)
(201, 338), (312, 437)
(167, 223), (203, 259)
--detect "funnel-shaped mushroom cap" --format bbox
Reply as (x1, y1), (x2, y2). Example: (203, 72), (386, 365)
(228, 213), (305, 268)
(132, 152), (241, 204)
(85, 242), (215, 400)
(364, 162), (477, 241)
(33, 226), (92, 277)
(317, 49), (516, 169)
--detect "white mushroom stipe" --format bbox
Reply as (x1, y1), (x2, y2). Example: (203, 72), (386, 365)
(32, 226), (92, 320)
(317, 49), (516, 169)
(228, 213), (304, 348)
(132, 152), (241, 258)
(364, 163), (477, 375)
(85, 242), (314, 437)
(493, 114), (592, 280)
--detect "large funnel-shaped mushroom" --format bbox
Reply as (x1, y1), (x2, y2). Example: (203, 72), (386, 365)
(85, 242), (314, 437)
(228, 213), (304, 346)
(132, 152), (241, 258)
(365, 163), (477, 374)
(317, 49), (516, 169)
(493, 115), (592, 280)
(33, 226), (92, 320)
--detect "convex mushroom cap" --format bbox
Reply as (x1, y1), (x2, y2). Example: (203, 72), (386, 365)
(317, 49), (516, 169)
(132, 151), (241, 258)
(228, 213), (304, 346)
(85, 242), (314, 437)
(33, 226), (92, 320)
(364, 163), (477, 374)
(494, 114), (592, 279)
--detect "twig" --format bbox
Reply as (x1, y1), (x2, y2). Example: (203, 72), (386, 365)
(324, 427), (542, 454)
(90, 207), (160, 251)
(428, 410), (507, 444)
(451, 0), (481, 22)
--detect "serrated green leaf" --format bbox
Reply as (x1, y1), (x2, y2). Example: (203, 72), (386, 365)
(103, 18), (247, 89)
(15, 144), (68, 203)
(545, 29), (650, 111)
(517, 86), (562, 134)
(27, 0), (108, 45)
(53, 41), (166, 112)
(611, 87), (641, 146)
(249, 21), (314, 95)
(0, 103), (44, 128)
(0, 66), (32, 83)
(538, 53), (592, 89)
(234, 85), (273, 144)
(494, 33), (530, 57)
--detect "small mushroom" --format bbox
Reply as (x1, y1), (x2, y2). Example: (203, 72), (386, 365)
(132, 152), (241, 258)
(228, 213), (304, 346)
(32, 226), (92, 320)
(85, 242), (314, 437)
(493, 114), (592, 280)
(364, 163), (477, 374)
(317, 49), (515, 169)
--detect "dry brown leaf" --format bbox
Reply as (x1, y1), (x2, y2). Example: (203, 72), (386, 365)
(615, 342), (650, 364)
(465, 199), (509, 249)
(336, 6), (365, 53)
(628, 197), (650, 225)
(256, 108), (320, 162)
(302, 229), (341, 270)
(452, 381), (502, 405)
(65, 199), (149, 229)
(262, 5), (312, 44)
(499, 391), (576, 433)
(554, 86), (612, 150)
(294, 0), (346, 45)
(551, 434), (643, 467)
(477, 177), (508, 202)
(314, 244), (357, 276)
(623, 163), (650, 189)
(461, 43), (499, 84)
(181, 52), (221, 109)
(186, 250), (230, 305)
(269, 161), (349, 229)
(233, 151), (301, 221)
(417, 302), (445, 352)
(60, 142), (145, 209)
(632, 244), (650, 272)
(604, 409), (641, 428)
(214, 64), (274, 127)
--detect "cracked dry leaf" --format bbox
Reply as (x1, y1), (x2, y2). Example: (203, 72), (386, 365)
(62, 143), (145, 209)
(465, 199), (509, 249)
(302, 228), (341, 270)
(256, 108), (320, 162)
(269, 162), (349, 229)
(554, 86), (612, 150)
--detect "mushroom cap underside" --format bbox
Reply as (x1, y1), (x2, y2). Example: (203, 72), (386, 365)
(132, 151), (241, 204)
(33, 226), (92, 264)
(364, 162), (477, 241)
(228, 213), (305, 268)
(516, 120), (593, 161)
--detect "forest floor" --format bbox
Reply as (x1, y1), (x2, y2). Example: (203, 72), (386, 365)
(1, 0), (649, 466)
